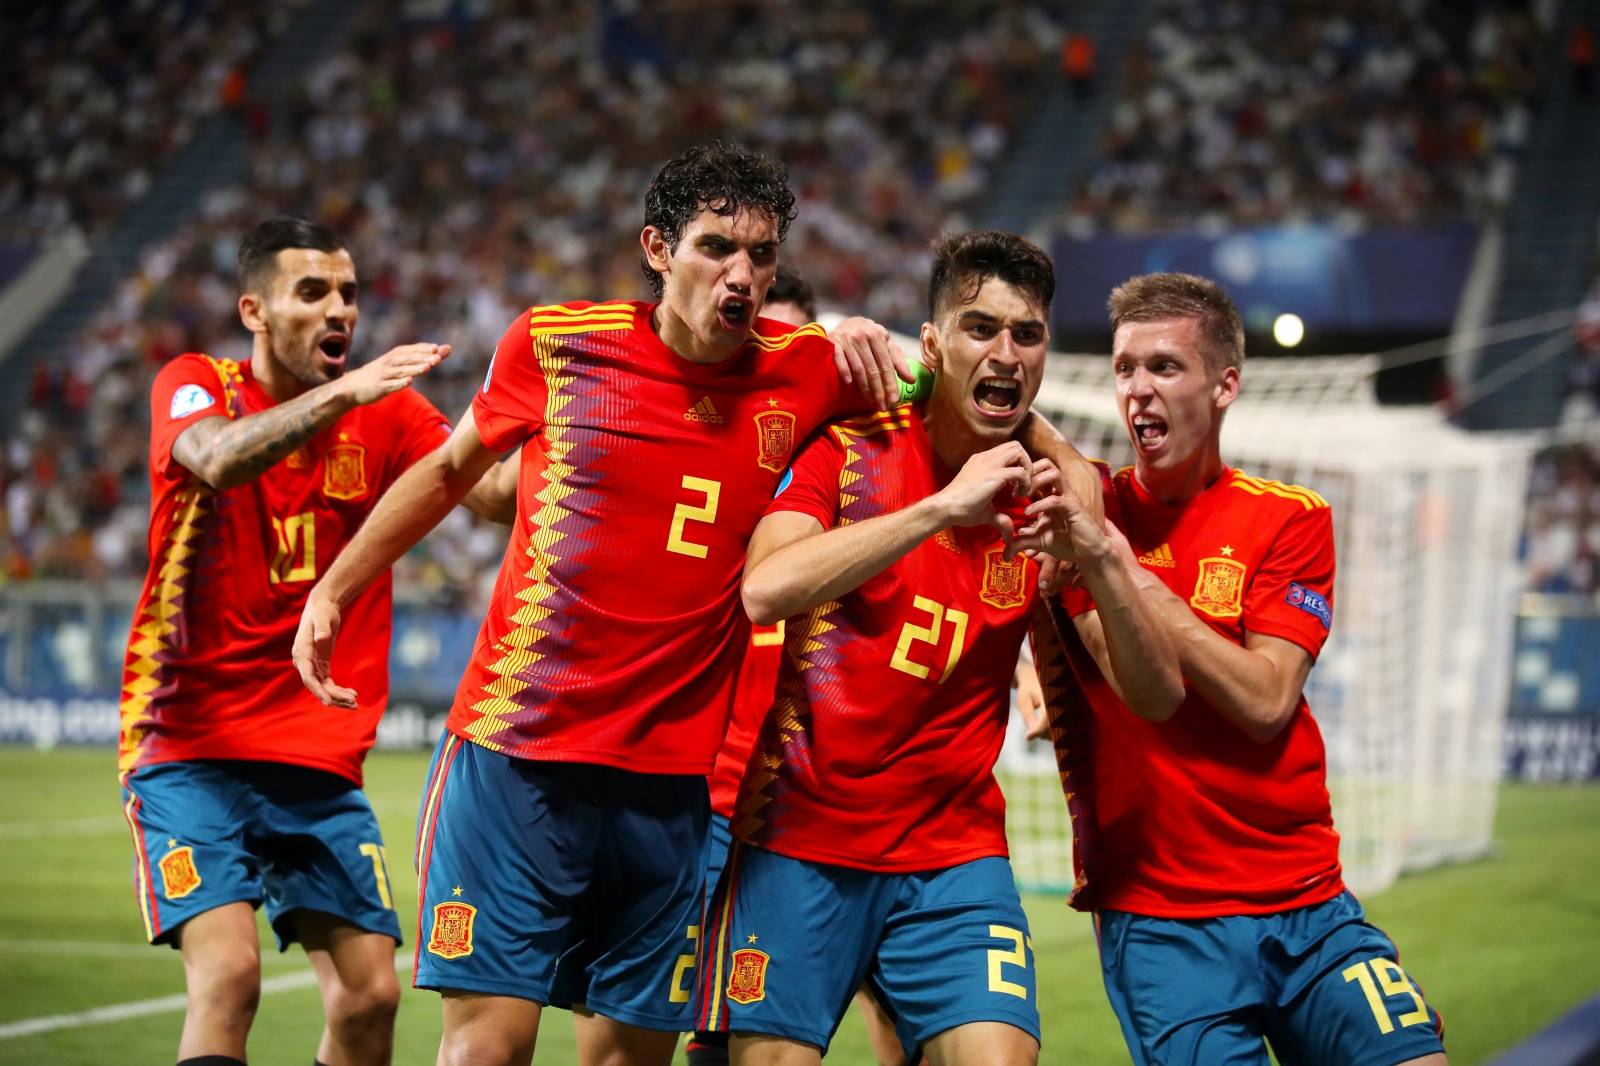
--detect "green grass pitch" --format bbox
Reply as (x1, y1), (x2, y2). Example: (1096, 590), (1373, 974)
(0, 747), (1596, 1064)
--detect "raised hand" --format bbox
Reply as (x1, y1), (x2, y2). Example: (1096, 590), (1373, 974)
(339, 343), (452, 407)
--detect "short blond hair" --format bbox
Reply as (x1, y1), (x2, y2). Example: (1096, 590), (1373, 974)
(1108, 272), (1245, 376)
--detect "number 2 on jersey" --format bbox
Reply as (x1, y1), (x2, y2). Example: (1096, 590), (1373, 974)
(269, 512), (316, 584)
(667, 476), (721, 559)
(891, 595), (969, 682)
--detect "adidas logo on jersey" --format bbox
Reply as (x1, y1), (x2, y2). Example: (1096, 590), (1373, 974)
(1138, 543), (1176, 568)
(684, 396), (725, 424)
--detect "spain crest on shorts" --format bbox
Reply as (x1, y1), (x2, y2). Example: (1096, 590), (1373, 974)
(1191, 556), (1247, 619)
(323, 437), (368, 501)
(158, 845), (201, 900)
(980, 546), (1028, 610)
(427, 901), (477, 960)
(726, 947), (770, 1005)
(754, 409), (797, 472)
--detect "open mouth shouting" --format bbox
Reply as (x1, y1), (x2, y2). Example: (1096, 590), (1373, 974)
(717, 295), (754, 333)
(1131, 412), (1168, 452)
(316, 330), (350, 372)
(972, 375), (1022, 420)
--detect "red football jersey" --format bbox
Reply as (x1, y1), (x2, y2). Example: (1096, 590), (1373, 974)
(732, 411), (1036, 871)
(118, 354), (451, 783)
(447, 301), (850, 773)
(709, 624), (783, 819)
(1053, 465), (1344, 917)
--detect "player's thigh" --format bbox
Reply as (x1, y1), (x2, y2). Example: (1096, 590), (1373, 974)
(1096, 909), (1272, 1066)
(730, 1032), (823, 1066)
(871, 857), (1041, 1055)
(249, 763), (402, 952)
(698, 842), (887, 1053)
(122, 760), (263, 945)
(853, 986), (909, 1066)
(177, 900), (263, 997)
(415, 737), (598, 1003)
(438, 989), (541, 1066)
(1264, 893), (1447, 1066)
(298, 910), (400, 1013)
(580, 766), (712, 1033)
(922, 1020), (1039, 1066)
(572, 1003), (681, 1066)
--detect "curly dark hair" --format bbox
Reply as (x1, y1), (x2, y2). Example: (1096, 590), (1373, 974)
(927, 230), (1055, 320)
(641, 142), (798, 298)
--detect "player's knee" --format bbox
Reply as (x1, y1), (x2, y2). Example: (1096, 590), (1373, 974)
(438, 1024), (534, 1066)
(325, 969), (400, 1035)
(190, 948), (262, 1020)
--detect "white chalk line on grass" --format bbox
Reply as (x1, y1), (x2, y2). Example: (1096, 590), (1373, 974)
(0, 958), (414, 1041)
(0, 816), (126, 840)
(0, 939), (304, 963)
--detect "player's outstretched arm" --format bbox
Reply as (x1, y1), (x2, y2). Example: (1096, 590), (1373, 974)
(172, 343), (451, 490)
(1012, 474), (1184, 721)
(294, 409), (498, 707)
(742, 441), (1034, 625)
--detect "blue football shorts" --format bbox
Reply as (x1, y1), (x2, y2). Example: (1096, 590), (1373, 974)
(1097, 890), (1446, 1066)
(696, 842), (1041, 1055)
(120, 758), (401, 950)
(411, 733), (710, 1032)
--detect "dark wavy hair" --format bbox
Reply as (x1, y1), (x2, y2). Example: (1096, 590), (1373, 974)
(641, 142), (798, 298)
(238, 216), (345, 292)
(766, 264), (817, 320)
(927, 230), (1055, 320)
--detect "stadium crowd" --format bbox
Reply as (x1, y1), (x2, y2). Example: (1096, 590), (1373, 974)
(0, 0), (294, 242)
(1524, 440), (1600, 597)
(1069, 0), (1545, 233)
(1, 0), (1061, 595)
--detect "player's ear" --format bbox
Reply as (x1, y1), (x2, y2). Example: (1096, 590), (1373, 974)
(919, 321), (943, 372)
(641, 226), (671, 276)
(238, 291), (267, 335)
(1213, 364), (1241, 411)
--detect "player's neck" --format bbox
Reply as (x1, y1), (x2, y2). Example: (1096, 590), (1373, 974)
(925, 412), (987, 476)
(651, 304), (740, 365)
(250, 340), (311, 404)
(1134, 445), (1226, 505)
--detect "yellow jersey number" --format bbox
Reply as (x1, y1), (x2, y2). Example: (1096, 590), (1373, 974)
(890, 595), (970, 682)
(1342, 958), (1431, 1034)
(269, 512), (316, 584)
(667, 476), (721, 559)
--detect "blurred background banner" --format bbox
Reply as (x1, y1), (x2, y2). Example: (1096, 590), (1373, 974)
(1051, 225), (1480, 332)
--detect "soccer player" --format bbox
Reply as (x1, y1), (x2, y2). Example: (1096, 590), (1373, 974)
(1024, 272), (1449, 1066)
(117, 216), (510, 1066)
(694, 231), (1167, 1066)
(291, 143), (945, 1066)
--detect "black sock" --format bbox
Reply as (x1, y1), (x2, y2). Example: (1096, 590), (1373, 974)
(685, 1031), (730, 1066)
(176, 1057), (248, 1066)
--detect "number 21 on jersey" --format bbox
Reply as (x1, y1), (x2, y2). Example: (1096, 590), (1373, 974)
(891, 595), (969, 682)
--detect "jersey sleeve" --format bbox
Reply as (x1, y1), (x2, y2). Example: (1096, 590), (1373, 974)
(149, 354), (230, 482)
(763, 427), (845, 530)
(1242, 503), (1336, 659)
(471, 308), (548, 452)
(382, 386), (453, 488)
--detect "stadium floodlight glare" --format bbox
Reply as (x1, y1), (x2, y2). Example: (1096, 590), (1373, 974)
(1274, 312), (1306, 348)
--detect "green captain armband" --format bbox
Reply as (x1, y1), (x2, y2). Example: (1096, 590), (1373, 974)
(896, 360), (935, 405)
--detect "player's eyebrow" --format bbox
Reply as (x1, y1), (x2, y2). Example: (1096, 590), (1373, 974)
(958, 310), (1045, 332)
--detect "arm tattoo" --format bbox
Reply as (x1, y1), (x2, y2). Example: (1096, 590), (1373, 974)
(175, 387), (346, 488)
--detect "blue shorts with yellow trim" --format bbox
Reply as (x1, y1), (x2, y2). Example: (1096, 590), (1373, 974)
(1098, 891), (1446, 1066)
(412, 734), (709, 1032)
(696, 842), (1040, 1055)
(120, 759), (401, 950)
(705, 811), (734, 896)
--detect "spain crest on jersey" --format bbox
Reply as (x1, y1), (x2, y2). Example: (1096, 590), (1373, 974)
(323, 440), (368, 500)
(754, 410), (797, 473)
(726, 947), (770, 1005)
(158, 845), (201, 900)
(980, 547), (1028, 610)
(1191, 557), (1247, 618)
(427, 901), (477, 960)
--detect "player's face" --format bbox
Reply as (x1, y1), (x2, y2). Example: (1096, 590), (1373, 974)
(1112, 317), (1238, 475)
(921, 278), (1048, 448)
(244, 247), (359, 388)
(646, 205), (779, 356)
(763, 299), (809, 328)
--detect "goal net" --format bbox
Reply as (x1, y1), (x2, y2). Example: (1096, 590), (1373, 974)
(997, 350), (1532, 897)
